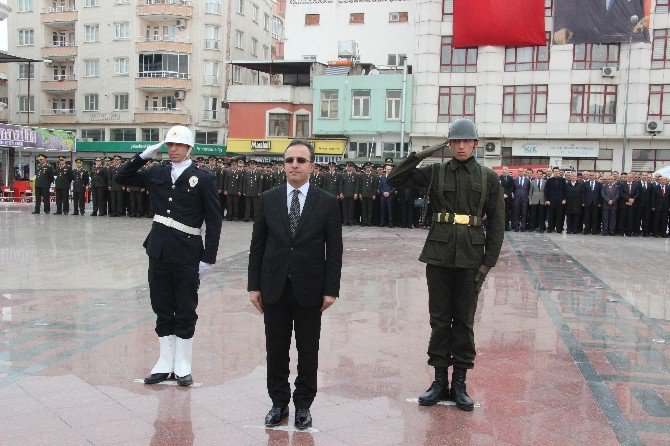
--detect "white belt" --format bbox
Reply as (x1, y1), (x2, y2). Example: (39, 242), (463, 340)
(153, 215), (201, 236)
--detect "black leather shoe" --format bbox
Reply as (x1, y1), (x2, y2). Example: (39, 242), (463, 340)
(144, 372), (171, 384)
(54, 212), (62, 215)
(31, 211), (40, 214)
(450, 367), (474, 411)
(264, 406), (288, 427)
(418, 367), (449, 406)
(90, 212), (97, 216)
(294, 408), (312, 430)
(176, 374), (193, 386)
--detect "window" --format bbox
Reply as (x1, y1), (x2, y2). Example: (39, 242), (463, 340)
(236, 0), (244, 14)
(114, 93), (129, 111)
(386, 90), (402, 120)
(440, 37), (477, 73)
(144, 95), (176, 111)
(18, 63), (35, 80)
(505, 32), (550, 71)
(264, 13), (270, 31)
(632, 149), (670, 171)
(320, 90), (338, 118)
(205, 25), (220, 49)
(657, 0), (669, 14)
(81, 129), (104, 141)
(235, 30), (243, 49)
(442, 0), (453, 20)
(115, 22), (129, 39)
(110, 128), (136, 142)
(295, 114), (310, 138)
(203, 97), (218, 121)
(573, 43), (619, 70)
(305, 13), (320, 26)
(233, 65), (241, 83)
(84, 59), (100, 77)
(203, 61), (219, 85)
(18, 0), (34, 12)
(138, 54), (190, 78)
(438, 86), (476, 122)
(503, 85), (548, 123)
(115, 0), (131, 4)
(303, 55), (317, 61)
(570, 85), (617, 123)
(648, 84), (670, 121)
(253, 4), (259, 22)
(545, 0), (553, 17)
(269, 113), (290, 136)
(263, 45), (270, 59)
(350, 13), (364, 24)
(84, 94), (99, 111)
(272, 16), (283, 40)
(19, 96), (34, 113)
(84, 25), (100, 42)
(115, 58), (129, 75)
(383, 142), (409, 159)
(387, 54), (406, 66)
(350, 142), (375, 158)
(205, 0), (221, 14)
(142, 128), (159, 141)
(85, 0), (100, 6)
(195, 131), (218, 144)
(652, 29), (670, 69)
(352, 90), (370, 118)
(18, 29), (34, 46)
(251, 38), (258, 56)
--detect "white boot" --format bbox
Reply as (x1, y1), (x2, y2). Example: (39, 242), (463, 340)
(174, 337), (193, 381)
(150, 335), (176, 374)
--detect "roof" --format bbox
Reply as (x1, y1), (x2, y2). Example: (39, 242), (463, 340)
(0, 51), (41, 64)
(230, 60), (326, 75)
(324, 65), (351, 76)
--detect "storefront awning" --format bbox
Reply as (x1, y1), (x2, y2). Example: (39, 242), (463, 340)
(0, 51), (42, 64)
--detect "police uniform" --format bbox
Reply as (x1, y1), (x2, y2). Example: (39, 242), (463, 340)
(32, 155), (54, 214)
(90, 157), (108, 216)
(72, 159), (89, 215)
(54, 156), (73, 214)
(322, 162), (342, 197)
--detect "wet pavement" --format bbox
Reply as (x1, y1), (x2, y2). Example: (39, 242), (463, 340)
(1, 203), (669, 445)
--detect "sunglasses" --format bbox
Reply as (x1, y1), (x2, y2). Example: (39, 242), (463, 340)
(284, 157), (309, 164)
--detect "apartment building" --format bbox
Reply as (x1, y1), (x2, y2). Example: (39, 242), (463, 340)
(7, 0), (274, 158)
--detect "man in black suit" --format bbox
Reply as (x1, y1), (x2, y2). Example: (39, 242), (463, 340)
(636, 172), (653, 236)
(581, 171), (601, 234)
(565, 171), (584, 234)
(248, 140), (343, 430)
(618, 172), (640, 236)
(499, 167), (515, 231)
(652, 176), (670, 237)
(545, 167), (567, 233)
(512, 169), (530, 231)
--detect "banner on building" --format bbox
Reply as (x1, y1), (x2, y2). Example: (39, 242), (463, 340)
(76, 141), (226, 156)
(453, 0), (546, 48)
(0, 124), (75, 152)
(512, 140), (600, 158)
(553, 0), (651, 45)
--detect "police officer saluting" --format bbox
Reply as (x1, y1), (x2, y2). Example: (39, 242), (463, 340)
(115, 125), (222, 386)
(387, 118), (504, 410)
(71, 158), (89, 216)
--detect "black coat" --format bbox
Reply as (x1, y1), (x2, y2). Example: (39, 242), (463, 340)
(581, 180), (601, 206)
(545, 176), (567, 201)
(54, 164), (73, 189)
(248, 184), (343, 307)
(34, 163), (54, 188)
(653, 184), (670, 211)
(637, 181), (654, 208)
(499, 175), (515, 200)
(566, 182), (584, 214)
(115, 155), (222, 265)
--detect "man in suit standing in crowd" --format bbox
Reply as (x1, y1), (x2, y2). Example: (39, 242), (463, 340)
(618, 172), (639, 236)
(636, 172), (654, 237)
(528, 169), (546, 232)
(565, 171), (584, 234)
(545, 166), (567, 233)
(601, 175), (620, 236)
(652, 176), (670, 237)
(379, 164), (396, 228)
(581, 171), (601, 235)
(248, 139), (343, 430)
(499, 166), (515, 231)
(513, 168), (530, 231)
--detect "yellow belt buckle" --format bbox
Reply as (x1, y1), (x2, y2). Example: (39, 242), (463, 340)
(454, 214), (470, 225)
(438, 213), (444, 223)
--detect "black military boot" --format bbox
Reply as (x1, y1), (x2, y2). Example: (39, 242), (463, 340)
(450, 367), (474, 411)
(418, 367), (449, 406)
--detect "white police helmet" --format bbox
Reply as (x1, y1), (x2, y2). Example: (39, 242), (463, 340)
(164, 125), (194, 147)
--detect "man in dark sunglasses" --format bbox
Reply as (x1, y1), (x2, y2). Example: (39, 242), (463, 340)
(248, 139), (343, 430)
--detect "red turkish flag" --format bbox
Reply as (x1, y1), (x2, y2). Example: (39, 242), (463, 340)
(453, 0), (547, 48)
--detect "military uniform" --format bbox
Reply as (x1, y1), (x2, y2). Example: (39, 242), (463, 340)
(242, 166), (263, 221)
(341, 168), (359, 226)
(33, 156), (54, 214)
(322, 167), (342, 197)
(309, 170), (324, 189)
(224, 166), (243, 221)
(108, 157), (125, 217)
(71, 160), (89, 215)
(356, 166), (379, 226)
(90, 158), (109, 216)
(272, 168), (286, 188)
(54, 158), (73, 214)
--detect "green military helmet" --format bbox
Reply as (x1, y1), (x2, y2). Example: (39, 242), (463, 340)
(448, 118), (478, 141)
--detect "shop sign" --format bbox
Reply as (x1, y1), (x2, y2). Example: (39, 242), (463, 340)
(512, 140), (599, 158)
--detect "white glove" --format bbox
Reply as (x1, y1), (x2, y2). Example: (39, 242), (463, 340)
(198, 261), (213, 279)
(139, 142), (163, 160)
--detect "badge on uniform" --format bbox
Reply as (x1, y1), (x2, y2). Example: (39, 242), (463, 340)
(189, 176), (199, 187)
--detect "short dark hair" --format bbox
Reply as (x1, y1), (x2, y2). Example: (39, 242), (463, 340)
(285, 139), (315, 162)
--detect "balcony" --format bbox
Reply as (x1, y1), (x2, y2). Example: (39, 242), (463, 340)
(42, 75), (77, 92)
(41, 6), (77, 24)
(136, 72), (191, 91)
(136, 36), (191, 53)
(134, 107), (191, 125)
(137, 0), (192, 19)
(42, 42), (77, 60)
(41, 109), (76, 124)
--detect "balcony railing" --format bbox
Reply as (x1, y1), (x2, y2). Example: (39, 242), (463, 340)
(137, 35), (190, 43)
(42, 6), (76, 13)
(204, 39), (220, 50)
(138, 71), (190, 79)
(140, 0), (191, 5)
(143, 106), (184, 112)
(202, 110), (218, 120)
(43, 108), (76, 115)
(45, 74), (77, 81)
(45, 41), (76, 47)
(203, 75), (219, 85)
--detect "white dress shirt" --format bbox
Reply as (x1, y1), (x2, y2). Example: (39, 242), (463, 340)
(171, 159), (192, 183)
(286, 181), (310, 215)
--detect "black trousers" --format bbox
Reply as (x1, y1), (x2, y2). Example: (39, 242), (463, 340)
(226, 194), (240, 220)
(342, 197), (355, 225)
(547, 201), (564, 232)
(264, 279), (321, 409)
(654, 208), (669, 236)
(72, 189), (85, 214)
(245, 196), (258, 220)
(380, 196), (394, 226)
(55, 188), (69, 213)
(219, 193), (226, 218)
(399, 201), (413, 227)
(638, 206), (652, 235)
(361, 197), (373, 225)
(583, 205), (599, 234)
(618, 205), (635, 234)
(426, 265), (478, 370)
(106, 189), (113, 215)
(148, 257), (199, 339)
(129, 191), (143, 216)
(503, 197), (513, 230)
(566, 214), (581, 233)
(513, 199), (528, 230)
(602, 208), (617, 234)
(111, 190), (125, 216)
(92, 186), (106, 214)
(34, 186), (51, 213)
(529, 204), (545, 230)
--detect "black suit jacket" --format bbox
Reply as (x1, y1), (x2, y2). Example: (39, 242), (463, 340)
(582, 180), (601, 206)
(513, 177), (530, 203)
(554, 0), (646, 44)
(248, 184), (343, 307)
(637, 181), (653, 208)
(499, 175), (515, 200)
(653, 184), (670, 211)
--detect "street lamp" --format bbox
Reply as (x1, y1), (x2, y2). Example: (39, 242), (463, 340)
(622, 15), (643, 172)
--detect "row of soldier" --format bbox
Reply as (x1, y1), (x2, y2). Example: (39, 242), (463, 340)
(499, 167), (670, 237)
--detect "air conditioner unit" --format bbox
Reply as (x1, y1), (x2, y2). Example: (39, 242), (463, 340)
(176, 19), (186, 29)
(174, 90), (186, 100)
(646, 119), (664, 133)
(602, 66), (617, 77)
(484, 140), (501, 157)
(389, 12), (400, 22)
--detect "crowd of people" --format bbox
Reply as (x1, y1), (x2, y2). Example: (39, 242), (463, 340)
(499, 166), (670, 237)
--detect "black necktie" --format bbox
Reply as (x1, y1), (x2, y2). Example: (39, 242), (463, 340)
(289, 189), (300, 237)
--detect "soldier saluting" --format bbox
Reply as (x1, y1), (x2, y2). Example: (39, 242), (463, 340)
(387, 119), (504, 410)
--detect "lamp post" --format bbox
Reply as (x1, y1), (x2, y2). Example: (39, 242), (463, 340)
(622, 15), (642, 172)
